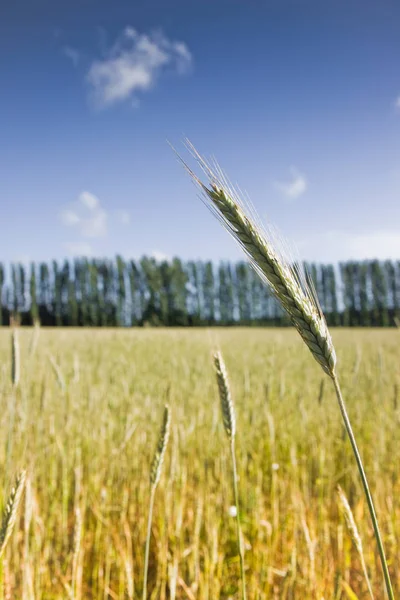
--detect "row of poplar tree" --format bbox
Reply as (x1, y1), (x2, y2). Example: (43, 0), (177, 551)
(0, 257), (399, 327)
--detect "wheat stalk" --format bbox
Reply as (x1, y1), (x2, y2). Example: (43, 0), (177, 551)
(177, 141), (394, 600)
(143, 405), (171, 600)
(7, 328), (21, 479)
(48, 355), (66, 393)
(337, 485), (374, 599)
(213, 352), (246, 600)
(0, 470), (26, 559)
(71, 505), (83, 597)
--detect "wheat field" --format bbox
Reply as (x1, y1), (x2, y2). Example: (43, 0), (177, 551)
(0, 327), (399, 599)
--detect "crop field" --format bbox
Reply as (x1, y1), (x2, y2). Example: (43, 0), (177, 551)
(0, 327), (399, 599)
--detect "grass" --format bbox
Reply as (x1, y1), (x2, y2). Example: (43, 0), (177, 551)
(0, 326), (399, 598)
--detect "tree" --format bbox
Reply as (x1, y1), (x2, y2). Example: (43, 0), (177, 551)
(128, 260), (143, 325)
(370, 260), (389, 326)
(218, 262), (235, 324)
(349, 262), (360, 326)
(384, 260), (398, 325)
(74, 259), (87, 326)
(235, 262), (252, 324)
(396, 261), (400, 321)
(0, 263), (4, 326)
(327, 265), (340, 326)
(11, 264), (18, 318)
(141, 257), (163, 326)
(19, 264), (26, 317)
(159, 261), (172, 325)
(186, 261), (201, 324)
(358, 261), (370, 327)
(29, 263), (39, 324)
(340, 263), (353, 327)
(65, 261), (78, 326)
(116, 255), (126, 327)
(1, 255), (399, 328)
(97, 260), (116, 327)
(88, 261), (100, 326)
(53, 260), (62, 327)
(202, 261), (215, 324)
(169, 258), (188, 325)
(39, 263), (51, 325)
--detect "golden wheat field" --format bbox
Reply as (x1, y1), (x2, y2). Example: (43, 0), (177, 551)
(0, 327), (399, 599)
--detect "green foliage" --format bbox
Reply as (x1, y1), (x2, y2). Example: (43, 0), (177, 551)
(0, 258), (399, 327)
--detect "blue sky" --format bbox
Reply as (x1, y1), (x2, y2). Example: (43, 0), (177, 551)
(1, 0), (400, 265)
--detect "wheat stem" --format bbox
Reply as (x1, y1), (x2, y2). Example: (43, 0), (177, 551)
(7, 328), (19, 482)
(143, 405), (171, 600)
(230, 438), (247, 600)
(142, 486), (156, 600)
(332, 376), (393, 600)
(214, 352), (246, 600)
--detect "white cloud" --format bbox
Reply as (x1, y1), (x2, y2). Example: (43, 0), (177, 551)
(151, 250), (169, 262)
(65, 242), (94, 257)
(60, 209), (81, 226)
(87, 27), (192, 108)
(395, 96), (400, 110)
(63, 46), (80, 67)
(297, 229), (400, 262)
(275, 167), (307, 199)
(60, 191), (108, 238)
(80, 208), (108, 238)
(115, 209), (131, 225)
(80, 190), (99, 210)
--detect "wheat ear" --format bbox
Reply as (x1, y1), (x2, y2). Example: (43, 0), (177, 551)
(214, 352), (236, 439)
(337, 485), (374, 599)
(150, 405), (171, 487)
(177, 141), (394, 600)
(143, 405), (171, 600)
(0, 470), (26, 558)
(214, 352), (247, 600)
(179, 141), (336, 377)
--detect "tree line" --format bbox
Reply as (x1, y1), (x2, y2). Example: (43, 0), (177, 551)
(0, 257), (399, 327)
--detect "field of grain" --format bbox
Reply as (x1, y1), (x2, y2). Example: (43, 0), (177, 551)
(0, 327), (399, 599)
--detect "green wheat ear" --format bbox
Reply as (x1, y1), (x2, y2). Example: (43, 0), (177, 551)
(178, 140), (336, 377)
(214, 351), (236, 439)
(0, 470), (26, 558)
(150, 404), (171, 486)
